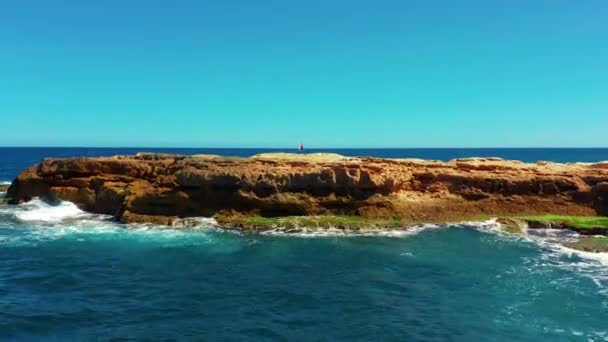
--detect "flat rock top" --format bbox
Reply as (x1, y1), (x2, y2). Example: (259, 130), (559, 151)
(37, 153), (608, 173)
(251, 153), (346, 162)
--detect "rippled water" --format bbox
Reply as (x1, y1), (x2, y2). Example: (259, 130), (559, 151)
(0, 200), (606, 340)
(2, 148), (608, 340)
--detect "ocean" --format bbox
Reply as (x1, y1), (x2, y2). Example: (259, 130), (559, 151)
(1, 148), (608, 341)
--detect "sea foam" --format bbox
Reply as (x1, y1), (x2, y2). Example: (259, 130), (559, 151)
(261, 222), (450, 238)
(12, 198), (93, 223)
(1, 198), (223, 231)
(4, 197), (608, 272)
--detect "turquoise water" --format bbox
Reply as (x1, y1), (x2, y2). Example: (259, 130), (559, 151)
(2, 148), (608, 340)
(0, 201), (607, 340)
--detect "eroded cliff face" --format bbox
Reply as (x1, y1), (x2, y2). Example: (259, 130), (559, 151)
(6, 153), (608, 224)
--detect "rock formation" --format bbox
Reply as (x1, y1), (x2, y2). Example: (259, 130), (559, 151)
(6, 153), (608, 225)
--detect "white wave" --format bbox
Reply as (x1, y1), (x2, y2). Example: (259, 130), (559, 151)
(471, 218), (608, 265)
(478, 218), (608, 296)
(0, 199), (225, 248)
(555, 244), (608, 266)
(260, 222), (445, 238)
(0, 220), (226, 249)
(258, 219), (501, 238)
(4, 198), (223, 230)
(492, 223), (608, 267)
(11, 198), (94, 223)
(459, 218), (502, 231)
(495, 223), (608, 300)
(0, 180), (11, 185)
(538, 245), (608, 297)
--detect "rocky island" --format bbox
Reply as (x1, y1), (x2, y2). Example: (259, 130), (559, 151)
(4, 153), (608, 239)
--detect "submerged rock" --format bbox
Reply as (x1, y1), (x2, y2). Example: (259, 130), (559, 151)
(496, 217), (527, 235)
(5, 153), (608, 227)
(563, 237), (608, 253)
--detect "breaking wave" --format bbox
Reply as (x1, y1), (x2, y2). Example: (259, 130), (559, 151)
(0, 199), (228, 249)
(260, 219), (500, 238)
(260, 223), (442, 238)
(0, 198), (219, 228)
(471, 220), (608, 265)
(11, 198), (97, 223)
(469, 220), (608, 298)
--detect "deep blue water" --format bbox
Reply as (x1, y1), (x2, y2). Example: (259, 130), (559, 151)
(1, 148), (608, 340)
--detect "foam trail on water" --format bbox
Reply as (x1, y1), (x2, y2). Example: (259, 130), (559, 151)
(513, 228), (608, 267)
(469, 219), (608, 295)
(12, 198), (94, 223)
(260, 222), (448, 238)
(0, 180), (11, 185)
(471, 220), (608, 265)
(257, 219), (502, 238)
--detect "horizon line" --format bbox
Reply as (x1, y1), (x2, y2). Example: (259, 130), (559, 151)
(1, 146), (608, 149)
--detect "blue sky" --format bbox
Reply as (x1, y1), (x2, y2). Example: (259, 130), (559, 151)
(1, 0), (606, 147)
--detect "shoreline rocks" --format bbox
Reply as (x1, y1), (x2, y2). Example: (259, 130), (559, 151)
(563, 236), (608, 253)
(6, 153), (608, 227)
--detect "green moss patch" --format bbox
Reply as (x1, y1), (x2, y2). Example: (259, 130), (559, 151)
(517, 215), (608, 230)
(214, 214), (404, 230)
(563, 236), (608, 253)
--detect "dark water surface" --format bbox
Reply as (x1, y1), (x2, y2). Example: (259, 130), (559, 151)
(1, 148), (608, 340)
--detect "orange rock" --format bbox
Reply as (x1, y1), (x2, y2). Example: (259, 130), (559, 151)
(5, 153), (608, 224)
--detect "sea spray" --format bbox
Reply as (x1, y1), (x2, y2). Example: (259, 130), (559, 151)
(12, 198), (95, 223)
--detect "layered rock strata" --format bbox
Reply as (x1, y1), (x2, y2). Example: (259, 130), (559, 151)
(6, 153), (608, 226)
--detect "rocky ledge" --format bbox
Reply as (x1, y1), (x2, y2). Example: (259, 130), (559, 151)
(5, 153), (608, 229)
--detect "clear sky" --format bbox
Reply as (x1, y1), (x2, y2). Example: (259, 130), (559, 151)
(1, 0), (606, 148)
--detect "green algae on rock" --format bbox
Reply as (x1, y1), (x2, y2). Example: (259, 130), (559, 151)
(518, 215), (608, 229)
(517, 215), (608, 235)
(214, 213), (404, 231)
(563, 236), (608, 253)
